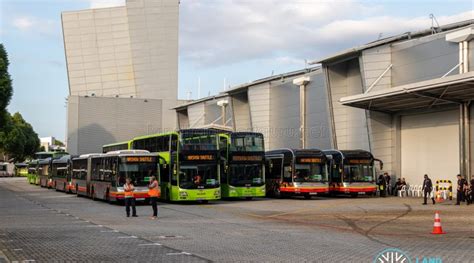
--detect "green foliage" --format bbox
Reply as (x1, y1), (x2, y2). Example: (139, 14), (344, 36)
(0, 112), (40, 162)
(55, 139), (65, 147)
(0, 44), (13, 127)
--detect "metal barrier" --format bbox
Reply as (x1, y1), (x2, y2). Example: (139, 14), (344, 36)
(435, 180), (453, 200)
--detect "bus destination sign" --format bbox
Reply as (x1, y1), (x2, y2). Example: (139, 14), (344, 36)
(184, 154), (215, 161)
(232, 155), (263, 162)
(125, 156), (155, 163)
(348, 159), (371, 164)
(297, 157), (322, 163)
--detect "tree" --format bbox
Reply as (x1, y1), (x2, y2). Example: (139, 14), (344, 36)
(0, 112), (40, 162)
(55, 139), (65, 147)
(0, 44), (13, 127)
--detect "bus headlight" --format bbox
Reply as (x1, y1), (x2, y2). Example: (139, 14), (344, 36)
(179, 191), (188, 197)
(214, 189), (220, 196)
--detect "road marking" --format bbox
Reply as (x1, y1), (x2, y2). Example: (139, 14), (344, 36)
(118, 236), (137, 239)
(12, 249), (22, 251)
(86, 225), (103, 227)
(166, 252), (192, 256)
(138, 243), (162, 246)
(100, 230), (119, 233)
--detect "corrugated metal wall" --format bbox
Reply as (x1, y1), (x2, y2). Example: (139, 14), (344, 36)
(269, 80), (300, 149)
(248, 84), (271, 150)
(391, 34), (458, 86)
(187, 103), (205, 128)
(231, 93), (251, 131)
(306, 70), (332, 150)
(67, 96), (162, 155)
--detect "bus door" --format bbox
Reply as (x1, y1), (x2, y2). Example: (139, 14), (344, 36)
(265, 156), (283, 197)
(219, 136), (228, 185)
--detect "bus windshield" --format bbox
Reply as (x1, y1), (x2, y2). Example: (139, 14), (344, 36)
(230, 135), (264, 152)
(343, 163), (374, 182)
(118, 162), (157, 187)
(179, 164), (219, 189)
(294, 163), (327, 183)
(180, 132), (217, 151)
(229, 164), (264, 186)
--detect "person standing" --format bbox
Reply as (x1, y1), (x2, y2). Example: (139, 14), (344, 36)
(124, 178), (137, 217)
(148, 176), (160, 219)
(455, 174), (467, 205)
(377, 174), (386, 197)
(384, 172), (391, 195)
(422, 174), (435, 205)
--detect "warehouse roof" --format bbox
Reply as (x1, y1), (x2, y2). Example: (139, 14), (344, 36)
(309, 19), (474, 65)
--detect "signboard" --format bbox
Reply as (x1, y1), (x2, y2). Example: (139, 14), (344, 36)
(124, 156), (156, 163)
(348, 159), (372, 164)
(231, 155), (263, 162)
(184, 154), (215, 161)
(296, 157), (322, 163)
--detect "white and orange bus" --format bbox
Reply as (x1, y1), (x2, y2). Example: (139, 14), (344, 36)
(71, 153), (101, 197)
(324, 150), (383, 197)
(265, 149), (329, 199)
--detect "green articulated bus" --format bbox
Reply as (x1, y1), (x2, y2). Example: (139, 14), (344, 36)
(219, 132), (265, 199)
(102, 141), (132, 153)
(131, 129), (221, 202)
(27, 152), (69, 185)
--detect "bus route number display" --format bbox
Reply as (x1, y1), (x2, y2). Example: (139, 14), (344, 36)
(232, 156), (263, 162)
(185, 155), (215, 161)
(297, 158), (322, 163)
(125, 156), (155, 162)
(348, 159), (371, 164)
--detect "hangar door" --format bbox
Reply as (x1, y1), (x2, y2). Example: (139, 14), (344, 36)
(401, 110), (459, 188)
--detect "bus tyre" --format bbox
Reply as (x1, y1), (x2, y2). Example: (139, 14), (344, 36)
(350, 193), (358, 198)
(304, 194), (312, 200)
(245, 197), (253, 201)
(201, 200), (209, 204)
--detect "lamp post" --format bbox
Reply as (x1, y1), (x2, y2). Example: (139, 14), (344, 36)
(293, 76), (310, 149)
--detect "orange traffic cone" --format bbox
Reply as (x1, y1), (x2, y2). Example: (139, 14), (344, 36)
(431, 211), (446, 235)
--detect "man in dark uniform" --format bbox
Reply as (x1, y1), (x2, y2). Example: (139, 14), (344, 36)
(422, 174), (435, 205)
(455, 174), (467, 205)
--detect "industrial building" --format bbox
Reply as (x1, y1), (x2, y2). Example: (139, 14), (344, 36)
(176, 20), (474, 192)
(62, 0), (179, 154)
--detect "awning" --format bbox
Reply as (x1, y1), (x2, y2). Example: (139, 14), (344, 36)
(339, 72), (474, 113)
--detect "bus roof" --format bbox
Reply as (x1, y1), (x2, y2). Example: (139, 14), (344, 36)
(105, 150), (150, 155)
(76, 153), (103, 159)
(52, 155), (73, 164)
(102, 141), (130, 147)
(132, 129), (219, 141)
(323, 149), (374, 159)
(15, 163), (28, 167)
(231, 132), (264, 138)
(266, 148), (326, 158)
(38, 158), (52, 165)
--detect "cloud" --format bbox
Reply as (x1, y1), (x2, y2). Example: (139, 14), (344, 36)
(88, 0), (125, 8)
(179, 0), (473, 68)
(11, 16), (57, 36)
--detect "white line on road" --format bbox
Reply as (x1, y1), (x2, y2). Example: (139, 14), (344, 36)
(166, 252), (192, 256)
(100, 230), (119, 233)
(86, 225), (103, 227)
(138, 243), (162, 246)
(118, 236), (137, 239)
(12, 248), (22, 251)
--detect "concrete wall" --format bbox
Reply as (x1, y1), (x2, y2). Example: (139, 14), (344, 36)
(306, 70), (332, 150)
(391, 34), (459, 86)
(62, 7), (136, 97)
(66, 96), (163, 155)
(269, 80), (300, 149)
(248, 84), (271, 150)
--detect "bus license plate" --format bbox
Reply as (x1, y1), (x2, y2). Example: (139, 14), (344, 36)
(309, 192), (318, 195)
(136, 198), (145, 201)
(358, 192), (365, 195)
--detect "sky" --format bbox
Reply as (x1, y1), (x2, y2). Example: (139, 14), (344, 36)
(0, 0), (473, 141)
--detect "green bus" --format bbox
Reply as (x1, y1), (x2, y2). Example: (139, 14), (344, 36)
(219, 132), (265, 199)
(131, 129), (221, 202)
(27, 159), (39, 184)
(27, 152), (69, 185)
(15, 163), (29, 177)
(102, 141), (132, 153)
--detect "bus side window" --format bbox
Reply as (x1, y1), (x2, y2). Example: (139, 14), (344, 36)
(171, 134), (178, 152)
(283, 166), (292, 183)
(269, 158), (282, 180)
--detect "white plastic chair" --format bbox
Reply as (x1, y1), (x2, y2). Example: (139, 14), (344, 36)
(398, 185), (407, 197)
(414, 185), (423, 197)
